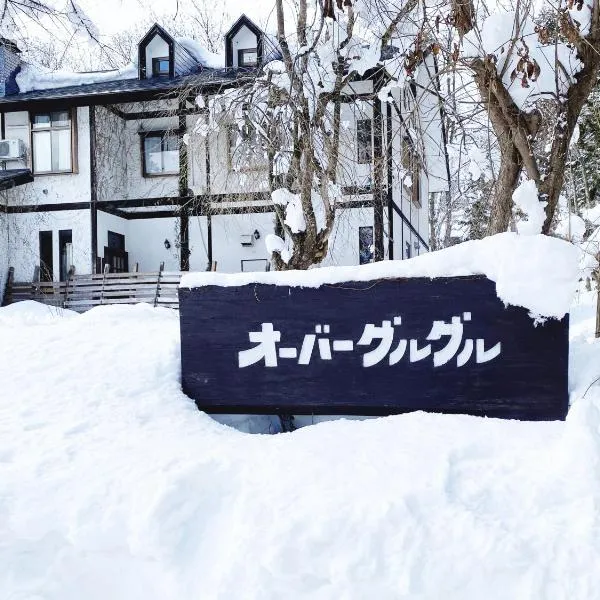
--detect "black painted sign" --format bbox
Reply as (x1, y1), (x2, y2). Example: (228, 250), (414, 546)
(179, 276), (569, 420)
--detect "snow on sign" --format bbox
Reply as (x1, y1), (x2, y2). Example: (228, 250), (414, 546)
(179, 276), (569, 420)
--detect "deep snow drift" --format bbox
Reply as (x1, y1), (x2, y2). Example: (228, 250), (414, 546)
(1, 246), (600, 598)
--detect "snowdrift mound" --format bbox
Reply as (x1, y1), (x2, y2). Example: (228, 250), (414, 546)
(182, 233), (580, 319)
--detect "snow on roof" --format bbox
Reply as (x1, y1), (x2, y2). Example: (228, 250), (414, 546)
(176, 38), (224, 69)
(15, 38), (222, 94)
(181, 233), (581, 319)
(16, 62), (138, 94)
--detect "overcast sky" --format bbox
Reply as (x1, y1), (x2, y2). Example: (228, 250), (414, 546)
(80, 0), (273, 35)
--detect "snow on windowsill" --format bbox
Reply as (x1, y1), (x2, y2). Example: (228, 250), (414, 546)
(181, 233), (581, 320)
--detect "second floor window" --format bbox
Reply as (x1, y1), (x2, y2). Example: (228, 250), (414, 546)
(142, 131), (179, 176)
(356, 119), (373, 164)
(152, 57), (169, 77)
(31, 110), (74, 174)
(238, 49), (258, 68)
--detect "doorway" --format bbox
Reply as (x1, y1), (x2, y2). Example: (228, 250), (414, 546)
(39, 231), (53, 281)
(59, 229), (72, 281)
(103, 231), (128, 273)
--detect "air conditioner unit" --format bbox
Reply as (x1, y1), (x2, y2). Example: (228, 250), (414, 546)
(0, 139), (25, 160)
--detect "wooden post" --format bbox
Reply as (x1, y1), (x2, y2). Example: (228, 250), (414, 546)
(154, 262), (164, 307)
(2, 266), (14, 306)
(595, 253), (600, 338)
(100, 263), (110, 305)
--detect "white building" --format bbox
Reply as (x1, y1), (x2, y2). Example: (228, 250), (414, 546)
(0, 15), (448, 293)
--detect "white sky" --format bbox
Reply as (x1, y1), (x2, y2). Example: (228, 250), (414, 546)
(79, 0), (272, 35)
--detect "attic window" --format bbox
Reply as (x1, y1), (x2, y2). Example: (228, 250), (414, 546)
(238, 48), (258, 68)
(152, 57), (170, 77)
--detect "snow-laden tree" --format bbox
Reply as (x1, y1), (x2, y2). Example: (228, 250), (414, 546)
(435, 0), (600, 235)
(194, 0), (426, 270)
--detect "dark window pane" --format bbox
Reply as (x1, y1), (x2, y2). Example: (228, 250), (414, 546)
(51, 111), (70, 127)
(357, 119), (373, 164)
(359, 226), (374, 265)
(32, 114), (51, 129)
(152, 57), (170, 76)
(143, 133), (179, 175)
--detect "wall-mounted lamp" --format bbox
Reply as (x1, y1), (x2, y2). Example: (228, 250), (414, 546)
(253, 229), (261, 240)
(164, 239), (171, 250)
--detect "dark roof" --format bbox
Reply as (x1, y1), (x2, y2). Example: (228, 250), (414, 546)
(225, 14), (264, 40)
(0, 68), (256, 111)
(0, 37), (20, 54)
(0, 169), (33, 191)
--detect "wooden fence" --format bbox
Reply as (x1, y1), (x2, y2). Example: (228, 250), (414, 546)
(2, 264), (183, 311)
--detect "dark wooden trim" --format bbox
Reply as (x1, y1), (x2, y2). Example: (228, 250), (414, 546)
(152, 56), (170, 78)
(112, 106), (207, 121)
(29, 107), (77, 175)
(386, 102), (394, 260)
(390, 198), (429, 251)
(0, 112), (5, 139)
(225, 15), (264, 68)
(372, 98), (384, 261)
(6, 201), (91, 213)
(341, 185), (373, 196)
(6, 194), (374, 217)
(238, 48), (259, 68)
(138, 24), (175, 80)
(204, 93), (213, 266)
(0, 77), (257, 113)
(140, 130), (180, 178)
(90, 105), (98, 272)
(178, 97), (189, 270)
(97, 204), (128, 219)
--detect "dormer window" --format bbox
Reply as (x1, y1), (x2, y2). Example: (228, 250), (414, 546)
(152, 57), (170, 77)
(238, 48), (258, 68)
(225, 15), (264, 69)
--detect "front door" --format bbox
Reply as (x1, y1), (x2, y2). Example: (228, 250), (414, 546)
(103, 231), (128, 273)
(39, 231), (53, 281)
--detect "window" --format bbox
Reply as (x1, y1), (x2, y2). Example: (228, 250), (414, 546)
(31, 110), (74, 174)
(359, 226), (374, 265)
(142, 131), (179, 176)
(356, 119), (373, 164)
(152, 57), (170, 77)
(401, 135), (421, 208)
(238, 48), (258, 68)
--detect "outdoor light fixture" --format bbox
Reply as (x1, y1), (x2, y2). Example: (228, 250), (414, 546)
(253, 229), (261, 240)
(164, 239), (171, 250)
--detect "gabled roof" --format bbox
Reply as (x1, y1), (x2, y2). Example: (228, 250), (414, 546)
(138, 23), (200, 80)
(224, 14), (264, 40)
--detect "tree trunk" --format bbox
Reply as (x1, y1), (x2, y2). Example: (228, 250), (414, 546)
(488, 144), (520, 234)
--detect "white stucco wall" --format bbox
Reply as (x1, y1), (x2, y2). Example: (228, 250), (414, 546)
(6, 209), (91, 281)
(125, 218), (180, 272)
(3, 107), (91, 208)
(124, 116), (179, 199)
(0, 213), (7, 301)
(231, 26), (259, 68)
(145, 35), (169, 78)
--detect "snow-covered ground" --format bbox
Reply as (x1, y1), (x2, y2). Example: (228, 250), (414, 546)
(1, 289), (600, 598)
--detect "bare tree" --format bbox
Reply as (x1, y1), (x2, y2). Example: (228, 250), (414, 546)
(439, 0), (600, 234)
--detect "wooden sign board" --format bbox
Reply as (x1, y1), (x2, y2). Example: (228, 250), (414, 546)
(179, 276), (569, 421)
